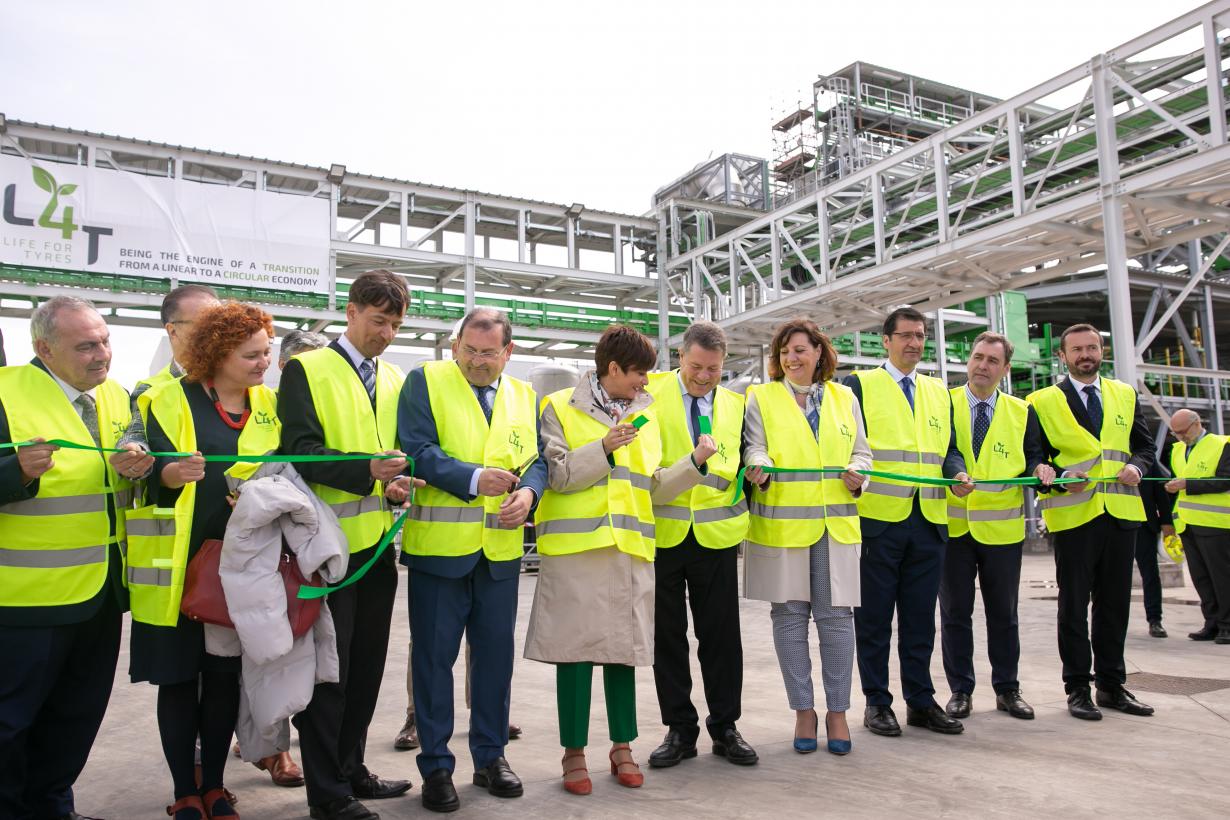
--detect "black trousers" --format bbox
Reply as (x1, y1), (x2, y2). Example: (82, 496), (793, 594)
(1183, 526), (1230, 630)
(1133, 528), (1163, 623)
(939, 535), (1022, 696)
(294, 544), (398, 806)
(855, 504), (946, 710)
(652, 531), (742, 742)
(0, 597), (121, 820)
(1053, 514), (1135, 693)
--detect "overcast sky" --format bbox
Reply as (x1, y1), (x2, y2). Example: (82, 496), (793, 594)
(0, 0), (1200, 384)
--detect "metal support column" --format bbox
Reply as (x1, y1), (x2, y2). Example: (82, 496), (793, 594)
(934, 310), (948, 385)
(463, 195), (476, 312)
(1206, 284), (1225, 433)
(1092, 56), (1137, 386)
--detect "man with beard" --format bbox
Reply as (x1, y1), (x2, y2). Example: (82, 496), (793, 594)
(1027, 323), (1156, 721)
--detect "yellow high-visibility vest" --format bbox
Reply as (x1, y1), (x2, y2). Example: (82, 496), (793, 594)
(125, 379), (281, 626)
(947, 387), (1028, 545)
(1027, 378), (1145, 532)
(404, 361), (538, 562)
(534, 389), (661, 561)
(745, 379), (861, 548)
(646, 371), (748, 549)
(296, 347), (404, 553)
(1171, 434), (1230, 533)
(0, 364), (134, 608)
(849, 367), (950, 524)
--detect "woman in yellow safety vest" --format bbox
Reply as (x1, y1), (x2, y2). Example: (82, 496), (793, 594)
(128, 302), (279, 820)
(742, 318), (871, 756)
(524, 325), (714, 795)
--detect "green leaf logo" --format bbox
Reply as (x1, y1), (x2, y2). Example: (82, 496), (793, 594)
(59, 184), (77, 196)
(32, 166), (55, 193)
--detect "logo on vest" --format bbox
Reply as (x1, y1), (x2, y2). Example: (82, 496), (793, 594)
(253, 410), (275, 426)
(1115, 414), (1128, 430)
(928, 415), (941, 433)
(1197, 460), (1208, 472)
(839, 422), (853, 442)
(716, 441), (729, 463)
(111, 420), (127, 438)
(993, 441), (1010, 459)
(508, 430), (525, 455)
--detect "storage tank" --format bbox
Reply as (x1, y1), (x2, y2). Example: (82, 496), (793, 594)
(529, 362), (581, 396)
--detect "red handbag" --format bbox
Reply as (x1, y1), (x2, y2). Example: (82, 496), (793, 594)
(181, 538), (324, 638)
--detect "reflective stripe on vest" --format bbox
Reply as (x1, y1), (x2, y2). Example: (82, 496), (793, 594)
(125, 379), (281, 626)
(852, 368), (950, 525)
(645, 371), (748, 549)
(746, 379), (861, 548)
(297, 347), (403, 553)
(1027, 379), (1145, 532)
(1171, 434), (1230, 533)
(533, 387), (661, 560)
(0, 365), (133, 609)
(403, 362), (539, 561)
(947, 387), (1028, 544)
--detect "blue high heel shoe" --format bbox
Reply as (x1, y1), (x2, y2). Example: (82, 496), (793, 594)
(826, 712), (852, 755)
(793, 711), (818, 753)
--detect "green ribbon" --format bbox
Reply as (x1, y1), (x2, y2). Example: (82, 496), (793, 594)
(297, 505), (412, 600)
(0, 438), (403, 463)
(731, 466), (1173, 504)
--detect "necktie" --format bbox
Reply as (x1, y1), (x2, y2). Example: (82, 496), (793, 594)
(476, 385), (494, 423)
(1083, 384), (1103, 432)
(359, 358), (376, 403)
(688, 395), (701, 446)
(76, 394), (101, 447)
(900, 376), (914, 412)
(972, 401), (990, 459)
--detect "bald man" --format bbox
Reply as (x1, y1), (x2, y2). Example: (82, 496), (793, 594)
(1164, 410), (1230, 643)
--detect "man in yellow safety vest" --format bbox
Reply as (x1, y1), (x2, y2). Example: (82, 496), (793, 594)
(1028, 323), (1156, 721)
(1164, 408), (1230, 644)
(939, 332), (1053, 723)
(0, 296), (135, 820)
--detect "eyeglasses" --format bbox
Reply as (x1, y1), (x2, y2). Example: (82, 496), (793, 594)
(1172, 420), (1200, 439)
(890, 332), (927, 342)
(461, 346), (505, 361)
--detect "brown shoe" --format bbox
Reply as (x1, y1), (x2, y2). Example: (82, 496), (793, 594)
(255, 751), (304, 787)
(508, 723), (522, 740)
(394, 711), (420, 750)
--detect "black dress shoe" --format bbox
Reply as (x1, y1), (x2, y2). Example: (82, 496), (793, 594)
(422, 768), (460, 813)
(905, 704), (964, 734)
(309, 796), (380, 820)
(1216, 628), (1230, 645)
(711, 727), (759, 766)
(1148, 620), (1168, 638)
(1067, 687), (1102, 721)
(648, 728), (698, 768)
(862, 705), (901, 737)
(1189, 625), (1218, 641)
(1096, 687), (1155, 716)
(473, 757), (523, 798)
(995, 690), (1035, 720)
(945, 692), (972, 719)
(351, 773), (411, 800)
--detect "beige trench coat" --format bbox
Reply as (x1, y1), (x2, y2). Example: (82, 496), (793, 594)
(740, 382), (872, 607)
(524, 373), (703, 666)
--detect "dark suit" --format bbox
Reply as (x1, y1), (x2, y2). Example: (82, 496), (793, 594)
(940, 399), (1045, 697)
(1167, 434), (1230, 631)
(398, 366), (547, 778)
(1035, 377), (1154, 692)
(0, 359), (125, 820)
(280, 340), (401, 807)
(1133, 458), (1174, 625)
(844, 370), (966, 710)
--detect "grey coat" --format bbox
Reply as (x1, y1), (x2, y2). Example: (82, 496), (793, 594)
(524, 372), (704, 666)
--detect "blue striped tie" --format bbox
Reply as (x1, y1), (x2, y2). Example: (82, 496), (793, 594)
(360, 358), (376, 402)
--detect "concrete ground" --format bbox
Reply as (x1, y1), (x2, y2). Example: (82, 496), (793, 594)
(75, 551), (1229, 819)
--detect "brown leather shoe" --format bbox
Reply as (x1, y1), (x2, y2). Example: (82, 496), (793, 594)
(394, 711), (420, 750)
(255, 751), (305, 787)
(508, 723), (522, 740)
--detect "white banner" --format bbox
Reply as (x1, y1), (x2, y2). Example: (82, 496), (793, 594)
(0, 153), (330, 292)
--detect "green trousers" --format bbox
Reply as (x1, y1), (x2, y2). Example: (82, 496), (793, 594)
(556, 662), (637, 748)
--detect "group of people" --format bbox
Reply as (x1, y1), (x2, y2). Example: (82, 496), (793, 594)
(2, 273), (1228, 820)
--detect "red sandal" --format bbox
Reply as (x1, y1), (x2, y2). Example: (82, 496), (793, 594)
(561, 751), (592, 795)
(609, 746), (644, 788)
(201, 788), (240, 819)
(166, 795), (206, 819)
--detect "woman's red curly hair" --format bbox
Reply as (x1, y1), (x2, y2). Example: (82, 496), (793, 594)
(180, 301), (275, 383)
